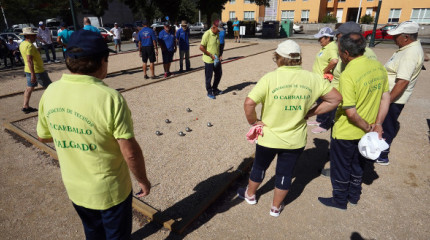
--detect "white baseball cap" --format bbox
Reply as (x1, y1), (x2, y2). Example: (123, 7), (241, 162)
(358, 132), (389, 160)
(39, 21), (44, 26)
(314, 27), (334, 38)
(387, 21), (419, 36)
(275, 40), (301, 59)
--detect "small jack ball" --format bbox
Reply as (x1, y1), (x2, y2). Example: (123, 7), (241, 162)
(178, 131), (185, 136)
(207, 122), (213, 127)
(186, 108), (192, 112)
(185, 127), (192, 132)
(165, 119), (171, 123)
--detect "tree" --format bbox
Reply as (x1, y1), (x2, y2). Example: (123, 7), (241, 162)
(360, 14), (374, 24)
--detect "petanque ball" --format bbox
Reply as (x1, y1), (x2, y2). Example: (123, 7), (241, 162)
(185, 127), (192, 132)
(165, 119), (171, 123)
(178, 131), (185, 136)
(155, 131), (162, 136)
(207, 122), (213, 127)
(186, 108), (192, 112)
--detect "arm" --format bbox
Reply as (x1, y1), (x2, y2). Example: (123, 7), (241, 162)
(152, 40), (158, 55)
(323, 59), (338, 74)
(372, 91), (391, 139)
(345, 108), (372, 133)
(305, 88), (342, 119)
(199, 44), (215, 60)
(244, 97), (264, 126)
(389, 79), (409, 103)
(38, 137), (53, 143)
(27, 55), (36, 84)
(117, 137), (151, 197)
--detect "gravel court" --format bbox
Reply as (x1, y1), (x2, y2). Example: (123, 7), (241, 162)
(0, 41), (429, 239)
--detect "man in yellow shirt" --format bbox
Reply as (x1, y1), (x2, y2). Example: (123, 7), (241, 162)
(310, 27), (339, 133)
(200, 19), (222, 99)
(19, 27), (52, 114)
(37, 30), (151, 239)
(376, 21), (424, 166)
(319, 33), (390, 210)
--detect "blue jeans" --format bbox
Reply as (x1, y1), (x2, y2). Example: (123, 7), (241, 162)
(204, 62), (222, 94)
(42, 44), (56, 62)
(250, 145), (304, 190)
(72, 192), (132, 240)
(380, 103), (404, 160)
(330, 137), (365, 205)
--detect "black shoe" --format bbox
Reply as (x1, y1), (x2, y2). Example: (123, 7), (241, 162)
(151, 75), (159, 79)
(144, 75), (149, 79)
(214, 89), (224, 95)
(178, 69), (184, 73)
(22, 107), (38, 114)
(318, 197), (347, 210)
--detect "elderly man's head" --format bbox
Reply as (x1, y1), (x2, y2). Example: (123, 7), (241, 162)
(338, 33), (366, 64)
(273, 40), (302, 67)
(387, 21), (419, 48)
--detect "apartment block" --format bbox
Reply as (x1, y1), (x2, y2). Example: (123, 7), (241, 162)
(221, 0), (430, 24)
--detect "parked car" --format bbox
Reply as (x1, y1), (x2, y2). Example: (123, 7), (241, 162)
(98, 27), (113, 42)
(0, 32), (24, 45)
(151, 22), (164, 28)
(189, 22), (205, 32)
(256, 23), (263, 32)
(363, 24), (398, 40)
(293, 24), (303, 33)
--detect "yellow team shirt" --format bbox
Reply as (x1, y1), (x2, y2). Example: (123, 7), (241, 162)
(332, 47), (377, 90)
(333, 56), (389, 140)
(37, 74), (134, 210)
(248, 66), (333, 149)
(19, 40), (44, 73)
(201, 29), (219, 64)
(384, 40), (424, 104)
(312, 41), (338, 76)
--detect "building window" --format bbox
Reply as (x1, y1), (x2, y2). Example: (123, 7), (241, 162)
(388, 9), (401, 23)
(411, 8), (430, 24)
(244, 11), (255, 20)
(281, 10), (295, 21)
(229, 11), (236, 20)
(338, 0), (346, 2)
(366, 8), (373, 16)
(282, 0), (295, 2)
(301, 10), (310, 22)
(367, 0), (373, 2)
(244, 0), (251, 3)
(230, 0), (236, 3)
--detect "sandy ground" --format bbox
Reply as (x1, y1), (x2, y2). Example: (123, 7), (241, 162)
(0, 39), (429, 240)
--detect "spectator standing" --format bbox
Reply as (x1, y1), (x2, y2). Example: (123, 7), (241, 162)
(233, 18), (240, 43)
(110, 23), (123, 52)
(199, 20), (223, 99)
(158, 23), (176, 78)
(219, 22), (226, 60)
(376, 21), (424, 166)
(37, 30), (151, 239)
(309, 27), (339, 134)
(238, 40), (341, 217)
(83, 17), (100, 33)
(138, 20), (158, 79)
(318, 33), (390, 210)
(57, 23), (74, 59)
(19, 27), (52, 113)
(132, 29), (139, 49)
(176, 20), (191, 73)
(6, 37), (23, 66)
(37, 21), (60, 63)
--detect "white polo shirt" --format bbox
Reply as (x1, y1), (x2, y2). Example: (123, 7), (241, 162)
(384, 40), (424, 104)
(111, 27), (122, 40)
(37, 27), (53, 45)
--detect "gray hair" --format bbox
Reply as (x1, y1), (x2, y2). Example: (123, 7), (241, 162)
(339, 33), (366, 57)
(403, 33), (418, 41)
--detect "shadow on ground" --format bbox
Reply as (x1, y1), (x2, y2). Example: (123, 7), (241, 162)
(222, 81), (257, 95)
(131, 157), (253, 240)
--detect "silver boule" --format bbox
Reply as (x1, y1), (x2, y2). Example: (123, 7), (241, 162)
(178, 131), (185, 136)
(185, 127), (192, 132)
(186, 108), (192, 112)
(155, 131), (162, 136)
(165, 119), (171, 123)
(207, 122), (213, 127)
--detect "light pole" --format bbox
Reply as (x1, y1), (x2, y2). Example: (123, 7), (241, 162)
(356, 0), (363, 23)
(0, 1), (9, 29)
(69, 0), (78, 30)
(369, 0), (382, 48)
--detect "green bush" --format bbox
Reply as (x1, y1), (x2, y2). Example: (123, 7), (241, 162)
(322, 14), (337, 23)
(360, 14), (374, 24)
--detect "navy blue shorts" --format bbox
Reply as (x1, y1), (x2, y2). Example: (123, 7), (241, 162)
(250, 144), (304, 190)
(162, 50), (174, 64)
(72, 192), (132, 240)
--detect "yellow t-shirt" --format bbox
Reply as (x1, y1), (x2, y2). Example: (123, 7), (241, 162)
(37, 74), (134, 210)
(312, 41), (338, 76)
(332, 47), (377, 90)
(384, 40), (424, 104)
(19, 40), (44, 73)
(201, 29), (219, 64)
(333, 56), (389, 140)
(248, 66), (333, 149)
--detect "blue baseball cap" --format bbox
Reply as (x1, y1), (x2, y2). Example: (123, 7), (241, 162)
(66, 30), (114, 59)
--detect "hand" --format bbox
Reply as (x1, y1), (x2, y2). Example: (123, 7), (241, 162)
(31, 74), (36, 84)
(254, 120), (265, 126)
(211, 54), (215, 60)
(219, 56), (223, 61)
(135, 179), (151, 197)
(139, 51), (142, 57)
(371, 124), (384, 140)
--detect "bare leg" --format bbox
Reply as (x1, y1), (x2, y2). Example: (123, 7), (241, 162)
(150, 63), (155, 77)
(167, 62), (171, 73)
(272, 188), (288, 208)
(23, 87), (34, 108)
(142, 63), (148, 76)
(246, 179), (261, 197)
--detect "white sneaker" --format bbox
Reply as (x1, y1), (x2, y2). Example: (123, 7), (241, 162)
(54, 60), (60, 63)
(237, 186), (257, 205)
(46, 61), (52, 64)
(270, 204), (284, 217)
(307, 120), (320, 126)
